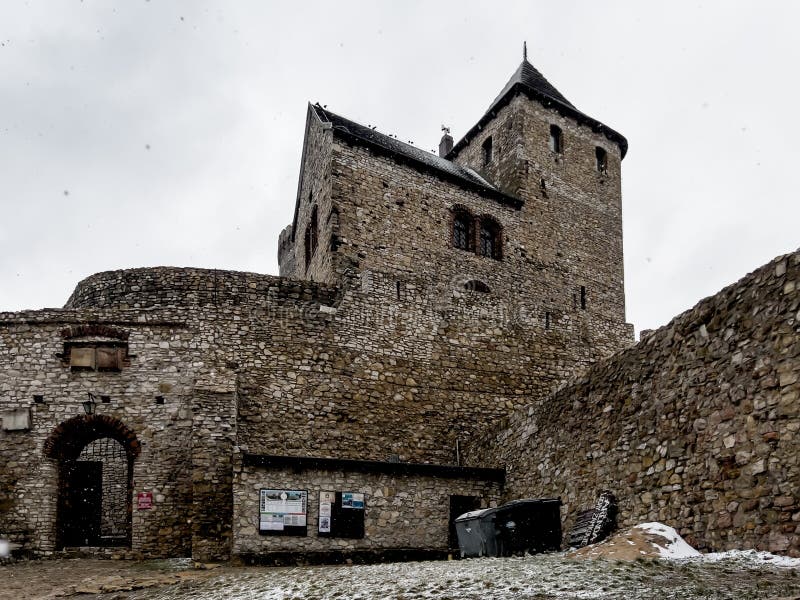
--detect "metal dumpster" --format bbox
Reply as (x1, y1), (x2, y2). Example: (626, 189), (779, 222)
(454, 498), (562, 557)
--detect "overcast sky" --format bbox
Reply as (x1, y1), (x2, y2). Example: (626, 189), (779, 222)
(1, 1), (798, 335)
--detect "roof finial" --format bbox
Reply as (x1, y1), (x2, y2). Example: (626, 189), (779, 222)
(523, 41), (527, 61)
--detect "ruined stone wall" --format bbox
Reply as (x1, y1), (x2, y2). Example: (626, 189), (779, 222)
(232, 459), (502, 558)
(465, 250), (800, 555)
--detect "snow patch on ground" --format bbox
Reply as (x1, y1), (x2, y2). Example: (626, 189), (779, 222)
(635, 522), (701, 559)
(700, 549), (800, 568)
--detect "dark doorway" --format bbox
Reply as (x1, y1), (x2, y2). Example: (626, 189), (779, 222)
(449, 495), (482, 551)
(56, 437), (132, 548)
(59, 461), (102, 546)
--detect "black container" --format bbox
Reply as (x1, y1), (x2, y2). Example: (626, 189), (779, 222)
(454, 498), (562, 557)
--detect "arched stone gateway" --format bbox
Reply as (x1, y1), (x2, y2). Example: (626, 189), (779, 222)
(44, 415), (139, 549)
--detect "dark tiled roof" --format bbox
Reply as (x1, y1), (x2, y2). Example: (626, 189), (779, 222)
(489, 58), (575, 112)
(312, 104), (522, 208)
(449, 59), (628, 159)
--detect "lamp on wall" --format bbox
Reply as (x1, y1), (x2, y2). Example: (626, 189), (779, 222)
(82, 392), (97, 415)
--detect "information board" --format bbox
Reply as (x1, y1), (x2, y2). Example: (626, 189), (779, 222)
(259, 489), (308, 536)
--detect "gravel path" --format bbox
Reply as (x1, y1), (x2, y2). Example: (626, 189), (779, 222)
(3, 554), (800, 599)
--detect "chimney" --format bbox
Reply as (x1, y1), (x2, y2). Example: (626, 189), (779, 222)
(439, 126), (453, 158)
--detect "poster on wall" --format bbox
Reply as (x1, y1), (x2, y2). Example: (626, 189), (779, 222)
(259, 489), (308, 536)
(319, 490), (333, 533)
(318, 491), (366, 539)
(319, 515), (331, 533)
(342, 492), (365, 509)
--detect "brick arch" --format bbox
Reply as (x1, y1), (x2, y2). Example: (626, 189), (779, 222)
(60, 324), (130, 341)
(43, 414), (140, 461)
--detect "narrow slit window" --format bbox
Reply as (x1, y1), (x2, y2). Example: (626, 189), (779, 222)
(580, 286), (587, 310)
(549, 125), (563, 153)
(595, 147), (607, 173)
(481, 136), (493, 166)
(545, 312), (551, 330)
(304, 205), (319, 271)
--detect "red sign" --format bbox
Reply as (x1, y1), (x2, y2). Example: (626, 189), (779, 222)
(137, 492), (153, 510)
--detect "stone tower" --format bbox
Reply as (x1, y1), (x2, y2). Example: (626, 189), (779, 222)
(445, 49), (628, 326)
(279, 49), (631, 341)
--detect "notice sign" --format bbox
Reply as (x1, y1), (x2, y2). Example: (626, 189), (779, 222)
(319, 490), (334, 533)
(259, 489), (307, 535)
(137, 492), (153, 510)
(342, 492), (365, 509)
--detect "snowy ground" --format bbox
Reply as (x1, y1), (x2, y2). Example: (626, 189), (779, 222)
(4, 524), (800, 599)
(125, 552), (800, 600)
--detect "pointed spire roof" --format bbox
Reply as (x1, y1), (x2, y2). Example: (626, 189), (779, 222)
(448, 46), (628, 159)
(488, 56), (575, 114)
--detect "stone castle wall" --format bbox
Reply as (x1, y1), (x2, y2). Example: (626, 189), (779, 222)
(1, 257), (629, 558)
(0, 309), (200, 557)
(464, 250), (800, 555)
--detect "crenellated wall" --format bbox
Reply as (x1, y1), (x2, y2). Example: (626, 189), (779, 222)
(465, 249), (800, 555)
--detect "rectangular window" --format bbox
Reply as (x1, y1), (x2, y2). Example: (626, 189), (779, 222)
(595, 147), (607, 173)
(549, 125), (563, 153)
(67, 344), (127, 371)
(69, 347), (96, 370)
(481, 136), (493, 166)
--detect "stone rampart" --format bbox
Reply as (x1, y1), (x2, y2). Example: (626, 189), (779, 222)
(465, 249), (800, 554)
(64, 267), (339, 311)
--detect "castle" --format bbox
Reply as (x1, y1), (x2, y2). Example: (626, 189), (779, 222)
(1, 49), (798, 562)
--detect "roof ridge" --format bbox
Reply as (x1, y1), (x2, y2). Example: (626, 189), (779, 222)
(312, 104), (523, 208)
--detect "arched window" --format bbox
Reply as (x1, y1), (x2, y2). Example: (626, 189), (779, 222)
(452, 209), (474, 251)
(479, 217), (502, 260)
(464, 280), (490, 293)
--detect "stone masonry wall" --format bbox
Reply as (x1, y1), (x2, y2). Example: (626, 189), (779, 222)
(452, 94), (626, 325)
(232, 461), (502, 558)
(465, 250), (800, 555)
(0, 309), (199, 557)
(2, 254), (633, 558)
(190, 378), (237, 562)
(280, 93), (631, 342)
